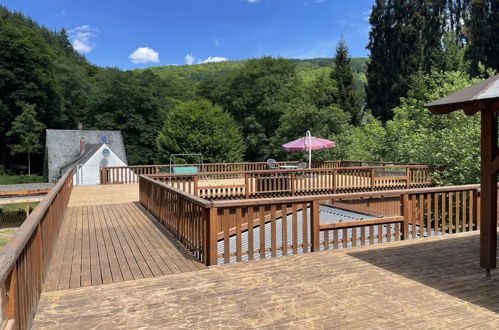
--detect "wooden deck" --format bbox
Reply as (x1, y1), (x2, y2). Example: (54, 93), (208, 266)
(34, 230), (499, 329)
(44, 186), (206, 292)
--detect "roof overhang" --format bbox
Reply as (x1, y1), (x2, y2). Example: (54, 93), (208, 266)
(425, 74), (499, 115)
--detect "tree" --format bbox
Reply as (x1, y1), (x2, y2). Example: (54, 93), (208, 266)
(210, 57), (301, 160)
(366, 0), (447, 121)
(156, 100), (245, 163)
(331, 38), (358, 124)
(7, 103), (45, 175)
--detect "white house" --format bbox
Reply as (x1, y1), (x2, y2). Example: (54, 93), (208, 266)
(46, 129), (129, 185)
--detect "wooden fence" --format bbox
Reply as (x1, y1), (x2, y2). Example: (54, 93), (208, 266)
(139, 175), (481, 267)
(102, 160), (419, 184)
(146, 165), (432, 200)
(0, 169), (73, 330)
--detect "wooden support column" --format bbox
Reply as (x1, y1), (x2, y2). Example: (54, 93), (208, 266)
(480, 110), (497, 274)
(203, 208), (218, 266)
(401, 194), (410, 240)
(310, 201), (320, 252)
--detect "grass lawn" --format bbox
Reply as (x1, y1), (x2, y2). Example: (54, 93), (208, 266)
(0, 202), (39, 212)
(0, 174), (45, 185)
(0, 228), (17, 248)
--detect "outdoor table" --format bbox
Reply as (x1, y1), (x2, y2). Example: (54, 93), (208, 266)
(279, 165), (299, 170)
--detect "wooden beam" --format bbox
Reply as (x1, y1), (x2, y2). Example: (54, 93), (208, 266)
(480, 110), (497, 272)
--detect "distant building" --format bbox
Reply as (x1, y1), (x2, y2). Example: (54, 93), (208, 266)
(46, 129), (128, 185)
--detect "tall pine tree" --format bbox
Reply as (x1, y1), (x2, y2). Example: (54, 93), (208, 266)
(331, 38), (358, 125)
(366, 0), (448, 121)
(465, 0), (491, 76)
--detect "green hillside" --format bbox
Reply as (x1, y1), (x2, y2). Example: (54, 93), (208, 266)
(145, 57), (368, 83)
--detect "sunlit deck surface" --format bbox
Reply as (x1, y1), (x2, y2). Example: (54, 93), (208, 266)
(34, 224), (499, 328)
(43, 185), (205, 292)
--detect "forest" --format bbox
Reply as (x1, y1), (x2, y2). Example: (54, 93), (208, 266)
(1, 1), (498, 185)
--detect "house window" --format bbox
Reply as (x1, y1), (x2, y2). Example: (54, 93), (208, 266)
(100, 135), (109, 144)
(102, 148), (110, 157)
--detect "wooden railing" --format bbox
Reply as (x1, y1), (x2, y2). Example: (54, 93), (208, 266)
(139, 175), (481, 267)
(0, 169), (73, 330)
(146, 165), (433, 200)
(102, 160), (417, 184)
(401, 185), (480, 239)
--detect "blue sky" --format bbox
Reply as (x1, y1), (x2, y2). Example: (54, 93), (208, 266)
(1, 0), (373, 70)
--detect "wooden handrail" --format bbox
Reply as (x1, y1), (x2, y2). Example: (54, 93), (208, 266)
(319, 216), (404, 230)
(0, 169), (73, 329)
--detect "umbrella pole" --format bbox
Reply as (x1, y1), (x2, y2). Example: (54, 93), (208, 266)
(307, 130), (312, 169)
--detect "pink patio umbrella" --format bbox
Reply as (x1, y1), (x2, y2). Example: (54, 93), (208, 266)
(282, 131), (336, 169)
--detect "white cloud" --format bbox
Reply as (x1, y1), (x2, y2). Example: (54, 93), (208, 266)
(69, 25), (99, 53)
(214, 39), (220, 48)
(129, 47), (160, 64)
(247, 0), (260, 3)
(184, 54), (229, 65)
(184, 54), (196, 65)
(200, 56), (229, 63)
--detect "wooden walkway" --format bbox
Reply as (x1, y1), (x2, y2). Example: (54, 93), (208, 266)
(44, 186), (206, 292)
(35, 230), (499, 329)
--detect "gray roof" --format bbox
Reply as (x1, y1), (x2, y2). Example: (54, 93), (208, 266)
(59, 143), (103, 172)
(425, 74), (499, 112)
(46, 129), (127, 181)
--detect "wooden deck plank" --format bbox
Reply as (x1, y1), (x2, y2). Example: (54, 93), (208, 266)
(94, 204), (124, 284)
(68, 206), (83, 289)
(43, 207), (73, 291)
(90, 205), (113, 285)
(88, 206), (102, 286)
(80, 206), (92, 287)
(99, 204), (135, 282)
(35, 231), (499, 329)
(117, 204), (171, 276)
(44, 200), (206, 292)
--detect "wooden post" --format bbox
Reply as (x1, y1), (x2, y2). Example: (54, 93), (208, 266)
(332, 169), (337, 194)
(26, 202), (30, 217)
(370, 168), (375, 191)
(244, 173), (250, 199)
(406, 167), (410, 189)
(480, 110), (497, 274)
(291, 172), (296, 196)
(101, 167), (107, 184)
(193, 176), (199, 196)
(1, 268), (17, 328)
(401, 194), (410, 240)
(203, 208), (218, 266)
(310, 201), (320, 252)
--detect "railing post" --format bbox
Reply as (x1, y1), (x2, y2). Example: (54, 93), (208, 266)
(401, 193), (410, 240)
(203, 207), (218, 266)
(370, 168), (375, 191)
(311, 201), (320, 252)
(333, 169), (337, 194)
(406, 167), (411, 189)
(101, 167), (107, 184)
(193, 175), (199, 196)
(291, 172), (296, 196)
(244, 173), (250, 199)
(473, 189), (479, 230)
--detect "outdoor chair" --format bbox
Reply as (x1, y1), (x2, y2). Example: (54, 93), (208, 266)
(297, 162), (307, 169)
(266, 158), (279, 170)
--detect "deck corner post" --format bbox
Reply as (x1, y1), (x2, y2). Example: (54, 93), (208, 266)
(101, 167), (107, 185)
(401, 194), (410, 240)
(244, 173), (250, 199)
(193, 175), (199, 196)
(204, 207), (218, 266)
(406, 167), (411, 189)
(311, 201), (320, 252)
(480, 110), (497, 271)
